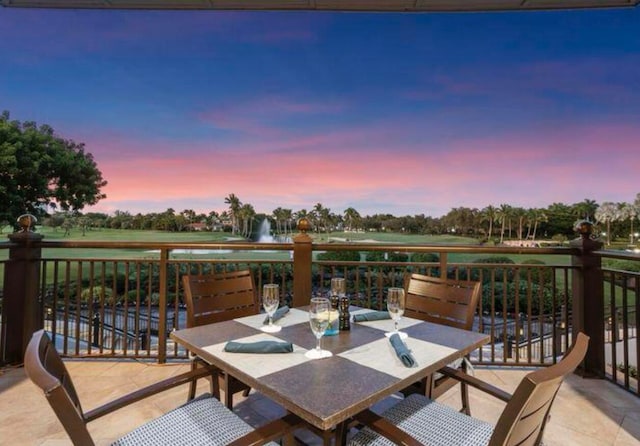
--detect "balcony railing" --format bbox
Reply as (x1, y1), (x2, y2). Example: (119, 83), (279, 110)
(1, 225), (638, 397)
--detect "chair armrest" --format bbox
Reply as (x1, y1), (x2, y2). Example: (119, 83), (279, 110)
(439, 366), (512, 403)
(84, 365), (218, 422)
(353, 409), (423, 446)
(227, 413), (304, 446)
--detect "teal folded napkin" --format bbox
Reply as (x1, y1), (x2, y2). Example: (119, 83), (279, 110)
(353, 310), (391, 322)
(389, 333), (416, 367)
(263, 306), (290, 324)
(224, 340), (293, 354)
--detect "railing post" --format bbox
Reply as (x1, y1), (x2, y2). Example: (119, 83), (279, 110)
(439, 252), (448, 279)
(292, 218), (313, 308)
(1, 215), (43, 365)
(570, 220), (604, 377)
(157, 248), (168, 364)
(92, 313), (100, 347)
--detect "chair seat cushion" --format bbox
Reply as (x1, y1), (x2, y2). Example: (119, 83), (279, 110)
(112, 394), (278, 446)
(349, 394), (493, 446)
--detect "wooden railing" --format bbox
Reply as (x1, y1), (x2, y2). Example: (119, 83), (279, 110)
(599, 249), (640, 394)
(1, 228), (638, 396)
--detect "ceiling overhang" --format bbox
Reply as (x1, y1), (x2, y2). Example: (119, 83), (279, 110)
(1, 0), (639, 12)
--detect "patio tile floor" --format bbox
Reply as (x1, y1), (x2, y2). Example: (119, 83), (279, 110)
(1, 360), (638, 445)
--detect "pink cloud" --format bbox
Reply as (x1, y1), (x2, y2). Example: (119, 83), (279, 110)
(197, 95), (347, 137)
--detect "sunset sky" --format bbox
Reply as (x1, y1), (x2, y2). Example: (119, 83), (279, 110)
(1, 6), (639, 218)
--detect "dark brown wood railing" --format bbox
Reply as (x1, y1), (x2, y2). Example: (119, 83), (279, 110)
(1, 232), (638, 395)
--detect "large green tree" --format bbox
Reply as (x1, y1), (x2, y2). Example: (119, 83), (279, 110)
(0, 112), (107, 222)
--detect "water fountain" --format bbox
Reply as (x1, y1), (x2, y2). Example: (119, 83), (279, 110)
(256, 219), (291, 243)
(257, 219), (275, 243)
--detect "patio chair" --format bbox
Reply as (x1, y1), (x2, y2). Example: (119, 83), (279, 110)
(183, 269), (259, 408)
(401, 273), (482, 414)
(348, 332), (589, 446)
(25, 329), (302, 446)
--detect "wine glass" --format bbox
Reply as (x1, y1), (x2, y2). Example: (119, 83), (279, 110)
(385, 287), (408, 339)
(261, 284), (282, 333)
(305, 297), (333, 359)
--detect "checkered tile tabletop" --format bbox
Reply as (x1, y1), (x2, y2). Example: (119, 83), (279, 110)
(171, 307), (489, 431)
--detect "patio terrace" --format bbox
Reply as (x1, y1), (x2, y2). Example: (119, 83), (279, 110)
(1, 222), (639, 444)
(1, 359), (638, 445)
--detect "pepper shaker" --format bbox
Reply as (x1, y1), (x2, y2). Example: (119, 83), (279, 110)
(339, 295), (351, 331)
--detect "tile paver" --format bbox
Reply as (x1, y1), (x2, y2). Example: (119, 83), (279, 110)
(1, 361), (638, 445)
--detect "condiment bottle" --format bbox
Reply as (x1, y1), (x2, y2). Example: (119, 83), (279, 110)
(339, 296), (350, 331)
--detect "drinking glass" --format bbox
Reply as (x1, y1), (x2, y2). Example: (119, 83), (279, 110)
(330, 278), (346, 297)
(261, 283), (282, 333)
(385, 287), (408, 339)
(305, 297), (333, 359)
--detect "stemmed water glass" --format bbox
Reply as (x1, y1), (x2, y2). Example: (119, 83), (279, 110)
(261, 283), (282, 333)
(305, 297), (333, 359)
(385, 287), (408, 339)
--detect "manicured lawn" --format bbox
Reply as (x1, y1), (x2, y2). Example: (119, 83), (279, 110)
(0, 226), (573, 264)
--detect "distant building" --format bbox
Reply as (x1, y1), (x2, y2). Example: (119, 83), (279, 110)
(185, 222), (208, 231)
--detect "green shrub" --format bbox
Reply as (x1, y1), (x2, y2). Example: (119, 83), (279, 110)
(519, 259), (553, 284)
(317, 250), (361, 261)
(411, 252), (440, 263)
(617, 364), (638, 379)
(81, 286), (114, 304)
(365, 252), (408, 262)
(463, 256), (515, 282)
(603, 260), (640, 273)
(481, 281), (558, 314)
(473, 256), (516, 265)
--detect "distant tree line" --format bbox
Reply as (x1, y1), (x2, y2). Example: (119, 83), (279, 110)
(39, 193), (640, 246)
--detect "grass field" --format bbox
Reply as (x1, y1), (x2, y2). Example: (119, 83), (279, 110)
(0, 226), (574, 263)
(0, 226), (634, 310)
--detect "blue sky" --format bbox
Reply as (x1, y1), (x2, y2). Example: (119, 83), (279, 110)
(1, 7), (639, 217)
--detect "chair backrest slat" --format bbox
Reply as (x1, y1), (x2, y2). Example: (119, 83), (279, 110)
(403, 273), (481, 330)
(489, 333), (589, 446)
(25, 330), (95, 446)
(183, 269), (259, 328)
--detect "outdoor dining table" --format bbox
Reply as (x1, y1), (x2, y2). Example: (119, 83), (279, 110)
(170, 306), (490, 445)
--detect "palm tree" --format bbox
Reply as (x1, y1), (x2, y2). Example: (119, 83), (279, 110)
(511, 207), (527, 241)
(572, 199), (598, 221)
(620, 202), (639, 245)
(272, 207), (284, 235)
(497, 204), (512, 244)
(343, 207), (361, 232)
(634, 193), (640, 244)
(312, 203), (326, 233)
(282, 208), (293, 236)
(238, 203), (256, 238)
(224, 193), (242, 235)
(480, 205), (497, 240)
(207, 210), (220, 230)
(595, 202), (618, 246)
(530, 209), (547, 241)
(320, 207), (333, 234)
